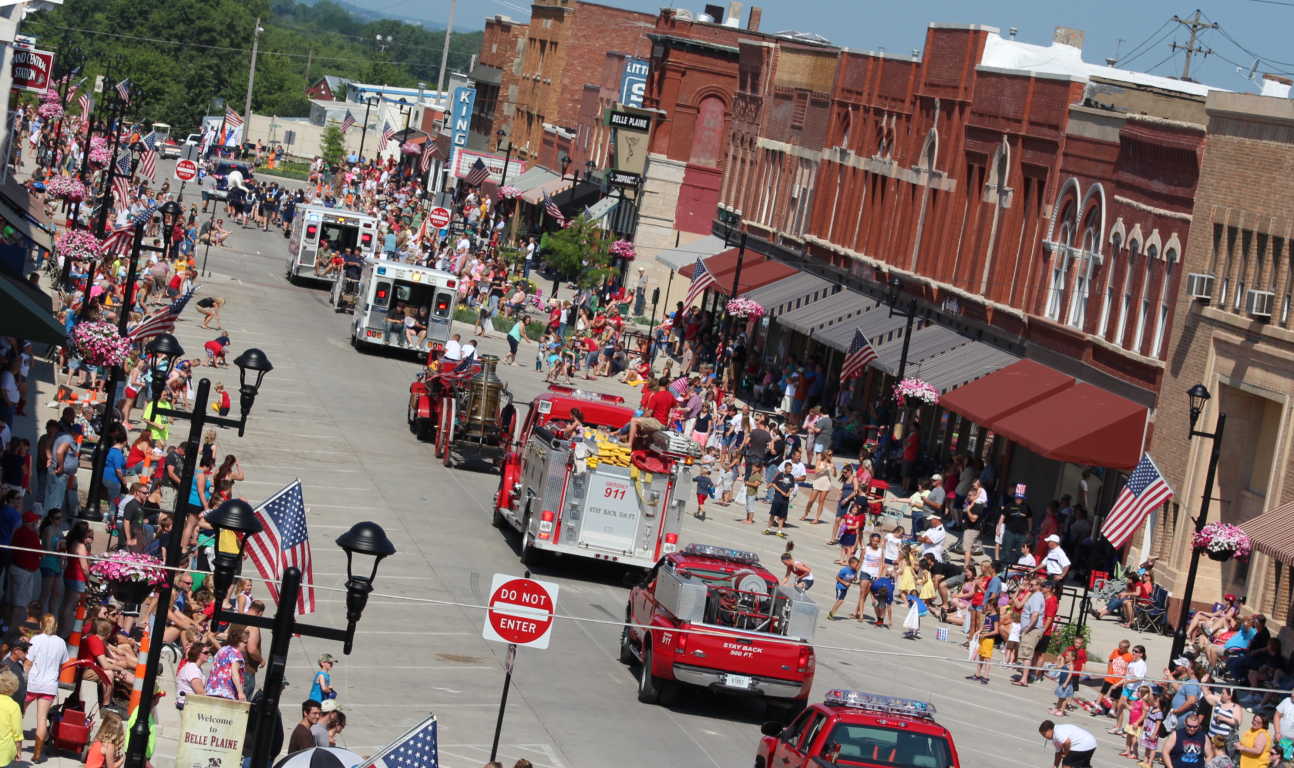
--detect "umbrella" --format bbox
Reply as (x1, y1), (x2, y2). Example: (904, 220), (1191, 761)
(273, 747), (364, 768)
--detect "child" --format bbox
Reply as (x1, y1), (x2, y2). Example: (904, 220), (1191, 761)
(836, 503), (862, 566)
(870, 567), (894, 627)
(308, 653), (337, 701)
(828, 557), (859, 620)
(694, 466), (714, 521)
(764, 461), (794, 537)
(1120, 685), (1152, 760)
(969, 603), (999, 684)
(780, 544), (814, 592)
(203, 333), (230, 367)
(1050, 648), (1076, 716)
(1138, 695), (1168, 768)
(1001, 605), (1021, 672)
(741, 474), (761, 524)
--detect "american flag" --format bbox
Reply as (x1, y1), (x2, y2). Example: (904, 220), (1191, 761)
(1101, 454), (1174, 548)
(419, 142), (436, 172)
(464, 157), (489, 186)
(667, 376), (689, 399)
(115, 79), (131, 103)
(101, 204), (158, 256)
(126, 288), (194, 341)
(245, 479), (316, 615)
(362, 714), (439, 768)
(380, 121), (394, 150)
(139, 131), (158, 181)
(340, 111), (356, 134)
(683, 257), (716, 307)
(223, 106), (244, 129)
(112, 176), (132, 212)
(542, 192), (566, 227)
(78, 93), (92, 117)
(840, 329), (878, 383)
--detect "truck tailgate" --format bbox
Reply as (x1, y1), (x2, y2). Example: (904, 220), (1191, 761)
(677, 624), (808, 684)
(576, 470), (641, 551)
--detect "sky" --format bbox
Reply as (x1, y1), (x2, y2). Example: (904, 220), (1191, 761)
(348, 0), (1294, 93)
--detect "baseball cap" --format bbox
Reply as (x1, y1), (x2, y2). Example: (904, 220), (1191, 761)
(930, 473), (942, 482)
(321, 699), (339, 713)
(318, 653), (337, 665)
(1172, 656), (1193, 670)
(1045, 534), (1061, 543)
(22, 511), (39, 524)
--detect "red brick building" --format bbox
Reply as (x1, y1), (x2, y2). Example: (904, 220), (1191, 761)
(472, 15), (530, 141)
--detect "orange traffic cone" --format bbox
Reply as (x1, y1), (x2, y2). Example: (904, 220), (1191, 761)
(127, 631), (151, 715)
(59, 602), (86, 685)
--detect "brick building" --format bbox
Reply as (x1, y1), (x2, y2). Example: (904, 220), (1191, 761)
(706, 23), (1213, 501)
(1151, 86), (1294, 633)
(501, 0), (654, 161)
(471, 15), (529, 141)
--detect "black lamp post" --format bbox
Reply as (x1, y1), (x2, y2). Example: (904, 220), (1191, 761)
(1170, 384), (1227, 659)
(886, 276), (918, 459)
(207, 502), (395, 766)
(559, 152), (570, 182)
(496, 129), (512, 188)
(123, 335), (273, 768)
(358, 95), (380, 162)
(715, 207), (747, 385)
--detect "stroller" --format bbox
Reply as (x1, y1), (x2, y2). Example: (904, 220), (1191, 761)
(47, 659), (118, 761)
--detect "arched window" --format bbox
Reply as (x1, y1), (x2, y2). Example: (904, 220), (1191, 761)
(1117, 240), (1139, 346)
(1099, 233), (1121, 337)
(1047, 208), (1076, 321)
(1133, 244), (1157, 352)
(1068, 220), (1098, 329)
(1152, 250), (1176, 356)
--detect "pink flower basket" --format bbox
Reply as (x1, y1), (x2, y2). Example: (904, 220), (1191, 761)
(610, 239), (637, 261)
(70, 321), (131, 368)
(1193, 522), (1253, 561)
(893, 377), (939, 406)
(725, 297), (765, 319)
(46, 175), (87, 202)
(55, 228), (102, 260)
(400, 142), (420, 155)
(38, 101), (63, 120)
(88, 550), (168, 586)
(498, 185), (522, 200)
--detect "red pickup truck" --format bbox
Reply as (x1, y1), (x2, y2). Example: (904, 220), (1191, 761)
(619, 543), (818, 719)
(756, 690), (961, 768)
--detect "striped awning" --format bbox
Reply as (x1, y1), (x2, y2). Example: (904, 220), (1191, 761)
(1241, 503), (1294, 564)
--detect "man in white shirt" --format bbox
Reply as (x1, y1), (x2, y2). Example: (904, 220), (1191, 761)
(523, 237), (536, 278)
(919, 515), (946, 562)
(1041, 534), (1072, 582)
(1274, 690), (1294, 745)
(459, 339), (477, 361)
(442, 334), (463, 363)
(1039, 720), (1097, 767)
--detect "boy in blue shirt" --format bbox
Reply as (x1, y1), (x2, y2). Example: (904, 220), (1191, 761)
(828, 557), (859, 620)
(870, 567), (895, 627)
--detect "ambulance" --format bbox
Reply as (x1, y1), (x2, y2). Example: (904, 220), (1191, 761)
(286, 205), (379, 284)
(349, 261), (459, 355)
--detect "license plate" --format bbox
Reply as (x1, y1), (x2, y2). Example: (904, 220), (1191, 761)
(723, 674), (752, 690)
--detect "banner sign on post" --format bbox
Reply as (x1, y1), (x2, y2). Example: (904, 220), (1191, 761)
(11, 48), (55, 94)
(450, 86), (476, 149)
(174, 694), (251, 768)
(619, 57), (650, 109)
(449, 147), (526, 185)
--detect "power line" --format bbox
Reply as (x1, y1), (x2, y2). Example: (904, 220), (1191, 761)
(1168, 11), (1217, 81)
(1111, 19), (1173, 67)
(1115, 26), (1178, 69)
(1143, 49), (1181, 75)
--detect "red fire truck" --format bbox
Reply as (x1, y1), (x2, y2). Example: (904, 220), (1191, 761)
(620, 544), (818, 719)
(493, 386), (697, 569)
(756, 690), (961, 768)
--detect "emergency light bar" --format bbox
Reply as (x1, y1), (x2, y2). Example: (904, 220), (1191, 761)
(681, 544), (760, 565)
(823, 690), (936, 719)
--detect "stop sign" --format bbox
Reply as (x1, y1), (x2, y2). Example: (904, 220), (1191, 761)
(482, 574), (559, 649)
(174, 159), (198, 181)
(427, 206), (451, 229)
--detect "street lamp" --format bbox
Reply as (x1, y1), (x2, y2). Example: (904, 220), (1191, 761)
(206, 501), (396, 767)
(714, 207), (747, 384)
(885, 276), (919, 455)
(358, 95), (380, 162)
(559, 152), (571, 181)
(1170, 384), (1227, 659)
(496, 129), (513, 188)
(122, 336), (273, 768)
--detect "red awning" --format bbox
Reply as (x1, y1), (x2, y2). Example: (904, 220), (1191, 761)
(713, 259), (797, 296)
(679, 246), (743, 279)
(938, 359), (1148, 470)
(938, 359), (1072, 425)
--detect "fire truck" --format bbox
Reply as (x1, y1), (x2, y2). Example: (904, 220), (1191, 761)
(493, 386), (697, 569)
(756, 690), (960, 768)
(620, 544), (818, 719)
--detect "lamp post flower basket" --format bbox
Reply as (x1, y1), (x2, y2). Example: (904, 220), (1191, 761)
(88, 136), (111, 168)
(46, 175), (87, 202)
(610, 239), (636, 261)
(1193, 522), (1253, 562)
(498, 185), (521, 200)
(725, 297), (765, 319)
(90, 551), (167, 609)
(70, 321), (131, 368)
(400, 141), (420, 155)
(55, 228), (101, 260)
(38, 100), (63, 121)
(893, 377), (939, 407)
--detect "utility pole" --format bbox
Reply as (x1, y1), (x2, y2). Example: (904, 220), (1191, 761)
(243, 17), (263, 141)
(1170, 10), (1216, 81)
(436, 0), (457, 94)
(304, 47), (314, 83)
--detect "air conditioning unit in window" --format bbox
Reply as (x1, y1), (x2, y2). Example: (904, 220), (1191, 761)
(1185, 272), (1215, 302)
(1246, 289), (1275, 318)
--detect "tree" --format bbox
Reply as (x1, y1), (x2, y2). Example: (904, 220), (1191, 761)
(321, 123), (344, 165)
(539, 215), (613, 297)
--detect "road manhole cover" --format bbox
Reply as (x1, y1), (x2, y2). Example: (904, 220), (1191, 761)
(435, 653), (485, 664)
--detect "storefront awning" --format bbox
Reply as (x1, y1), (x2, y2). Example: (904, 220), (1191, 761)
(914, 339), (1020, 394)
(508, 166), (561, 195)
(655, 234), (726, 271)
(709, 258), (796, 297)
(940, 359), (1148, 470)
(0, 192), (52, 251)
(1240, 502), (1294, 564)
(785, 293), (906, 352)
(584, 195), (619, 225)
(679, 246), (745, 279)
(0, 272), (64, 345)
(521, 176), (573, 205)
(744, 271), (834, 316)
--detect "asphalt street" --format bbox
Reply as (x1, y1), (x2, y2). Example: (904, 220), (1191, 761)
(78, 159), (1165, 768)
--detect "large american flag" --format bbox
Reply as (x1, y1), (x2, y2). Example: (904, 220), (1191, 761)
(1101, 454), (1174, 548)
(127, 288), (194, 341)
(101, 203), (158, 256)
(340, 111), (356, 134)
(112, 150), (134, 211)
(139, 131), (158, 181)
(840, 329), (878, 383)
(362, 714), (439, 768)
(419, 142), (436, 172)
(464, 158), (489, 187)
(542, 192), (566, 227)
(115, 79), (132, 103)
(78, 93), (92, 118)
(683, 258), (716, 307)
(223, 106), (244, 129)
(380, 121), (394, 150)
(246, 480), (316, 615)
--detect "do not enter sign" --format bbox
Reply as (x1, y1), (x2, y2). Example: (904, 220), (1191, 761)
(482, 573), (559, 649)
(174, 159), (199, 182)
(427, 207), (451, 229)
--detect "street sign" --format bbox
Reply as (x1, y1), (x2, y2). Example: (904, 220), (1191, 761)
(11, 48), (54, 94)
(174, 159), (199, 181)
(427, 207), (451, 229)
(609, 170), (641, 187)
(482, 573), (559, 649)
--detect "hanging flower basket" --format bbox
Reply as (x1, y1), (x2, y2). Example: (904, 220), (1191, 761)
(893, 377), (940, 407)
(400, 141), (420, 155)
(1193, 522), (1252, 562)
(89, 550), (168, 587)
(88, 136), (111, 168)
(55, 228), (102, 260)
(46, 175), (86, 202)
(725, 297), (765, 319)
(38, 101), (63, 120)
(70, 321), (131, 368)
(498, 185), (521, 200)
(610, 239), (637, 261)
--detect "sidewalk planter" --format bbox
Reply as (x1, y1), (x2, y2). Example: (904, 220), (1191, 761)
(1192, 522), (1252, 562)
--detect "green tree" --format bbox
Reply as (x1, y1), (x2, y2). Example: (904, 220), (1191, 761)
(320, 123), (344, 165)
(540, 216), (614, 297)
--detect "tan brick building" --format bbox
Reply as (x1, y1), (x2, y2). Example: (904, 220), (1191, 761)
(1153, 88), (1294, 635)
